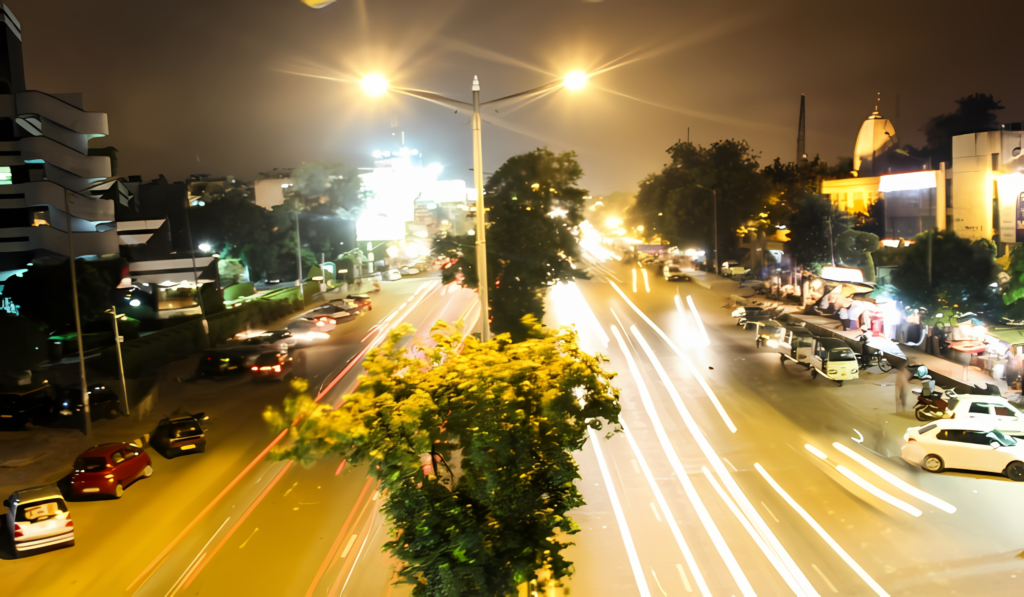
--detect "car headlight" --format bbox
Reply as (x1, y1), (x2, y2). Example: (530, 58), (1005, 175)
(766, 339), (779, 348)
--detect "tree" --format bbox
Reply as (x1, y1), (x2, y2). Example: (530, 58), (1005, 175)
(264, 319), (621, 596)
(433, 148), (589, 341)
(892, 230), (998, 314)
(1000, 244), (1024, 320)
(3, 258), (123, 334)
(920, 93), (1004, 167)
(286, 162), (364, 217)
(835, 230), (880, 282)
(0, 315), (47, 373)
(785, 193), (851, 273)
(853, 198), (885, 238)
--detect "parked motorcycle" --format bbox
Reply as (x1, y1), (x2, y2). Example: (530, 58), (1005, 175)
(855, 334), (893, 373)
(912, 378), (956, 421)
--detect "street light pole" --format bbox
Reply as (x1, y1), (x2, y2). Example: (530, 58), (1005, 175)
(181, 194), (210, 345)
(712, 188), (719, 275)
(107, 306), (129, 416)
(471, 76), (490, 342)
(295, 210), (305, 308)
(63, 189), (91, 436)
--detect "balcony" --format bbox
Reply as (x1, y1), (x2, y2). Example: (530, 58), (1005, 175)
(19, 136), (111, 181)
(15, 91), (109, 137)
(0, 224), (118, 258)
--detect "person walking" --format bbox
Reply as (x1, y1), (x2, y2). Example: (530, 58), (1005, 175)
(894, 363), (911, 413)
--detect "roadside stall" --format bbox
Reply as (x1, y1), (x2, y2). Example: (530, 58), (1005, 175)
(809, 336), (860, 386)
(778, 324), (815, 369)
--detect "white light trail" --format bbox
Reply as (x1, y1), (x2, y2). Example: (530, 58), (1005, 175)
(805, 444), (922, 517)
(632, 268), (638, 293)
(611, 326), (753, 596)
(610, 282), (736, 432)
(686, 295), (711, 347)
(587, 425), (652, 597)
(621, 419), (712, 596)
(831, 442), (956, 514)
(835, 465), (922, 517)
(755, 463), (890, 597)
(631, 326), (816, 596)
(641, 268), (651, 292)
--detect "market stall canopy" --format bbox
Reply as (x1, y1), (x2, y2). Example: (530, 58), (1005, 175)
(986, 326), (1024, 348)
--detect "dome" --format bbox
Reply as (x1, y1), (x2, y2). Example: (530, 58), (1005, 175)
(853, 108), (897, 176)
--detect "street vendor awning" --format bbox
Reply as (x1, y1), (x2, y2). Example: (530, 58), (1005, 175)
(985, 326), (1024, 347)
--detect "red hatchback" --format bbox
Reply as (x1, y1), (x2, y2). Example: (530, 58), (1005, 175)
(71, 443), (153, 499)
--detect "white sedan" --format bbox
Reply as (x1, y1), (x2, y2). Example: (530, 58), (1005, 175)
(901, 419), (1024, 481)
(946, 394), (1024, 438)
(4, 485), (75, 557)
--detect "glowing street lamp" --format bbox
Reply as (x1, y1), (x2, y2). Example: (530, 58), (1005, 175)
(563, 70), (588, 91)
(360, 73), (389, 97)
(198, 243), (211, 252)
(361, 71), (593, 341)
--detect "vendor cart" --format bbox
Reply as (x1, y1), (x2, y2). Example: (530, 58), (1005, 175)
(753, 319), (786, 348)
(778, 325), (815, 368)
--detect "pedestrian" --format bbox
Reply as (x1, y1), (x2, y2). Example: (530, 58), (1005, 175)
(838, 304), (850, 331)
(894, 363), (911, 413)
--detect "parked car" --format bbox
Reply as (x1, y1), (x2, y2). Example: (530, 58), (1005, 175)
(242, 330), (297, 352)
(0, 377), (54, 429)
(901, 419), (1024, 481)
(347, 294), (373, 311)
(51, 383), (121, 422)
(945, 395), (1024, 438)
(151, 413), (208, 458)
(400, 266), (420, 275)
(4, 485), (74, 557)
(300, 314), (338, 332)
(195, 347), (271, 379)
(71, 442), (154, 498)
(663, 264), (690, 281)
(329, 298), (366, 316)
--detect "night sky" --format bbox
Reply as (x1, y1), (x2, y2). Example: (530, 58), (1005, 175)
(11, 0), (1023, 195)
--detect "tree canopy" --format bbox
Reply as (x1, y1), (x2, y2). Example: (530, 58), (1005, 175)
(892, 230), (998, 314)
(784, 193), (850, 273)
(265, 319), (621, 596)
(433, 148), (589, 341)
(920, 93), (1004, 167)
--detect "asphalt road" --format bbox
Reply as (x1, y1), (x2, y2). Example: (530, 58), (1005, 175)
(3, 276), (477, 597)
(9, 263), (1024, 596)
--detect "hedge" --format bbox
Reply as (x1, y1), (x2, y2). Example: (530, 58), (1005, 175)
(93, 290), (304, 379)
(224, 282), (256, 301)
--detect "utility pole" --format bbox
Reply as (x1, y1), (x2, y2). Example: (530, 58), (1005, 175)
(826, 216), (836, 266)
(712, 188), (718, 275)
(64, 189), (91, 437)
(182, 193), (209, 345)
(471, 76), (490, 341)
(295, 210), (305, 308)
(108, 306), (129, 415)
(927, 229), (933, 288)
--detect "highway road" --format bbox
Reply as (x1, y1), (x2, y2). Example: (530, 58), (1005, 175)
(8, 263), (1024, 596)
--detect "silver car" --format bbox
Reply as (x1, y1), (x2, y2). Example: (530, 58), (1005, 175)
(4, 485), (75, 556)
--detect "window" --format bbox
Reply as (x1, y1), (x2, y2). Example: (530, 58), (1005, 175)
(994, 406), (1015, 417)
(0, 166), (10, 185)
(15, 498), (68, 522)
(918, 423), (937, 434)
(74, 457), (107, 472)
(968, 403), (991, 414)
(123, 448), (136, 460)
(172, 423), (201, 439)
(110, 451), (125, 465)
(30, 209), (49, 227)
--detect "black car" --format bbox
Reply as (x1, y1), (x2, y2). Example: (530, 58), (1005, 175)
(51, 383), (122, 422)
(0, 380), (54, 430)
(250, 351), (293, 381)
(195, 347), (270, 379)
(345, 294), (372, 312)
(152, 413), (208, 458)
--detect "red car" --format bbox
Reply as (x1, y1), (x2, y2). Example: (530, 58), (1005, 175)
(71, 443), (153, 499)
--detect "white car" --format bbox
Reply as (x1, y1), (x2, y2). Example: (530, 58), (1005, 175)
(901, 419), (1024, 481)
(946, 395), (1024, 438)
(384, 269), (402, 281)
(400, 266), (420, 276)
(4, 485), (75, 556)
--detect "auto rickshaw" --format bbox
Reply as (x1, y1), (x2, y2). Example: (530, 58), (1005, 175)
(809, 337), (860, 386)
(778, 325), (815, 369)
(753, 319), (786, 348)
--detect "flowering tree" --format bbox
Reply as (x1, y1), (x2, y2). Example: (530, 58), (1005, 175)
(264, 318), (621, 596)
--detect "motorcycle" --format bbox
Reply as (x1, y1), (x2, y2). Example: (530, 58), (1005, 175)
(855, 335), (893, 373)
(912, 378), (956, 421)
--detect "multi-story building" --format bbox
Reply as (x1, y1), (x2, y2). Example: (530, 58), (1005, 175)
(0, 4), (121, 284)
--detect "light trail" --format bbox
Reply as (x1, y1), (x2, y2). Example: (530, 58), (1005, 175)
(610, 281), (736, 432)
(803, 444), (922, 517)
(620, 419), (711, 596)
(755, 463), (890, 597)
(163, 517), (230, 597)
(632, 268), (638, 293)
(550, 282), (610, 348)
(641, 268), (651, 293)
(631, 326), (817, 596)
(611, 325), (753, 596)
(586, 423), (652, 597)
(686, 295), (711, 347)
(831, 442), (956, 514)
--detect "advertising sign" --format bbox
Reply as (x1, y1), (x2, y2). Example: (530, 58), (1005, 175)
(997, 173), (1024, 244)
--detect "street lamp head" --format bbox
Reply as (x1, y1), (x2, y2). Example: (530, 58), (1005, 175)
(198, 243), (211, 252)
(361, 74), (389, 97)
(563, 71), (588, 91)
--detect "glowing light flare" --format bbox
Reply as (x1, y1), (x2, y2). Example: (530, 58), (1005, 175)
(641, 268), (650, 293)
(831, 442), (956, 514)
(756, 463), (890, 596)
(878, 170), (937, 192)
(563, 70), (588, 91)
(360, 73), (389, 97)
(632, 269), (638, 293)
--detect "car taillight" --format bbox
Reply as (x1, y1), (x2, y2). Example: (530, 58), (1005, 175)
(951, 413), (956, 419)
(273, 365), (281, 372)
(251, 366), (258, 371)
(65, 520), (74, 527)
